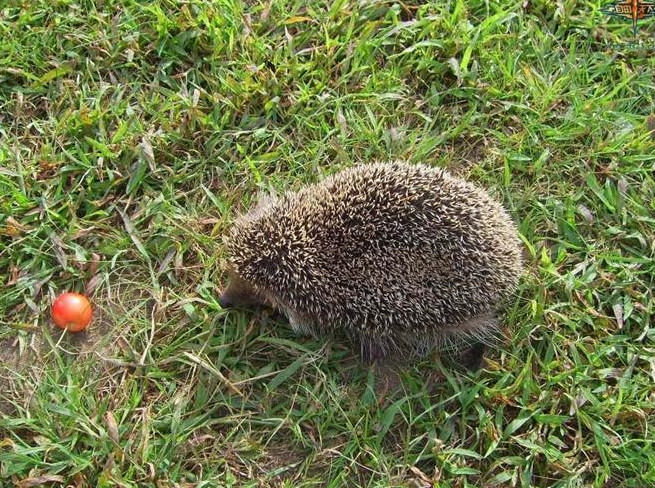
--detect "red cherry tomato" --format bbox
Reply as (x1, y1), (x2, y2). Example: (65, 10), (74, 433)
(51, 293), (93, 332)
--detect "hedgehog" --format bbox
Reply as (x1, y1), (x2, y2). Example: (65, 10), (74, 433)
(219, 161), (522, 366)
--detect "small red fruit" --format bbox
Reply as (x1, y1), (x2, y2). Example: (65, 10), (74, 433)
(52, 292), (93, 332)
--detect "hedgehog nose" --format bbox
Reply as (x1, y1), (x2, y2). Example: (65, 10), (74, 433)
(218, 293), (232, 309)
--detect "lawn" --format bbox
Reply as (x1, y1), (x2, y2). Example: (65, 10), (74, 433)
(1, 0), (654, 486)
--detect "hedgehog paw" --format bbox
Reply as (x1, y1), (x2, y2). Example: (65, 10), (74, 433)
(361, 341), (387, 365)
(458, 341), (487, 371)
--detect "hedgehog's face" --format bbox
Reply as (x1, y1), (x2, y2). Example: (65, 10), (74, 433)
(218, 271), (268, 310)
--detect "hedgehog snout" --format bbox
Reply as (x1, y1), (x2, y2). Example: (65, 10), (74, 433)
(218, 292), (232, 309)
(219, 273), (268, 310)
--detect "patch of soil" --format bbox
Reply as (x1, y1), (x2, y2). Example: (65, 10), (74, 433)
(0, 307), (118, 417)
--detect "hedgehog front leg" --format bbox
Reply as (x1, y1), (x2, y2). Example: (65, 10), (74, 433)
(361, 341), (385, 364)
(441, 312), (499, 370)
(358, 331), (394, 364)
(458, 341), (487, 371)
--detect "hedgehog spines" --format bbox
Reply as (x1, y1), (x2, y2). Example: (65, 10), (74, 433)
(221, 161), (523, 363)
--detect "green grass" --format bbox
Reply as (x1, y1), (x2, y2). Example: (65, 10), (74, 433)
(1, 0), (654, 486)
